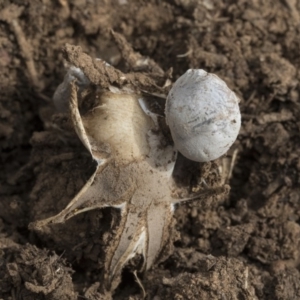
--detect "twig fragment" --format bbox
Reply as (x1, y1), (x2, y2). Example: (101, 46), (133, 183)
(0, 4), (41, 90)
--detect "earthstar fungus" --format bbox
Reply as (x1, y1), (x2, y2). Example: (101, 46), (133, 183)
(30, 47), (241, 293)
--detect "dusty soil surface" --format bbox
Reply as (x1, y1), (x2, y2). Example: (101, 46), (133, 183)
(1, 0), (300, 299)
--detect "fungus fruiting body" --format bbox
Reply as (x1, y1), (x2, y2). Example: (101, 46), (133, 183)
(31, 64), (240, 293)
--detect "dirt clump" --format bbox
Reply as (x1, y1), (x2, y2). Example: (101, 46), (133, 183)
(0, 242), (76, 299)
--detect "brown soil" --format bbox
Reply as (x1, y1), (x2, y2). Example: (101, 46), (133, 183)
(1, 0), (300, 299)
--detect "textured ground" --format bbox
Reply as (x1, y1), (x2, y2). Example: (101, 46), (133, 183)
(1, 0), (300, 299)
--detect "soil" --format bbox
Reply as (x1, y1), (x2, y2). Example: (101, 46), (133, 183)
(1, 0), (300, 299)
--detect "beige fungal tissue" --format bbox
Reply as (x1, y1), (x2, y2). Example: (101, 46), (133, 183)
(31, 64), (240, 293)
